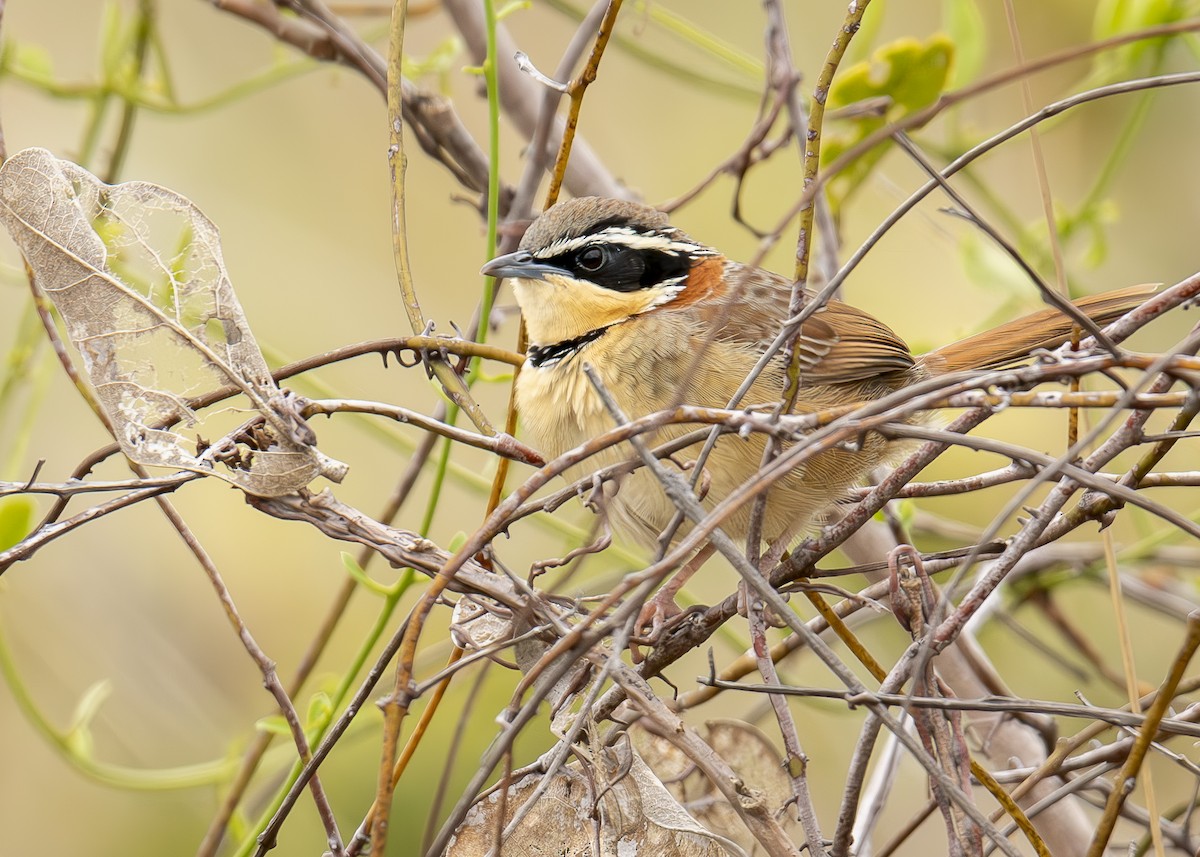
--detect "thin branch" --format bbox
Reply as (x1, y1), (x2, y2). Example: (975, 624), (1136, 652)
(0, 480), (185, 573)
(1086, 612), (1200, 856)
(301, 399), (542, 464)
(212, 0), (499, 196)
(701, 681), (1200, 740)
(543, 0), (623, 206)
(442, 0), (626, 200)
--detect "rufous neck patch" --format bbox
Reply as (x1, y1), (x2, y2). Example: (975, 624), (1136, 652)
(663, 256), (728, 309)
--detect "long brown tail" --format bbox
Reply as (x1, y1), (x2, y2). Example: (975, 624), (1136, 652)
(919, 284), (1155, 375)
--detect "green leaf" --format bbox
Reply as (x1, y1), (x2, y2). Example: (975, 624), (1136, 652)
(402, 36), (463, 81)
(496, 0), (531, 21)
(1090, 0), (1198, 82)
(5, 42), (56, 82)
(64, 680), (113, 757)
(822, 36), (954, 211)
(958, 233), (1034, 308)
(0, 497), (33, 552)
(943, 0), (985, 88)
(1081, 200), (1119, 268)
(306, 691), (333, 730)
(228, 807), (252, 843)
(1094, 0), (1177, 39)
(340, 551), (396, 597)
(254, 714), (292, 737)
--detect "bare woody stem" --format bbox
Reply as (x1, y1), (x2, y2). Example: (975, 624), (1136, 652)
(544, 0), (624, 207)
(1085, 612), (1200, 856)
(488, 0), (624, 516)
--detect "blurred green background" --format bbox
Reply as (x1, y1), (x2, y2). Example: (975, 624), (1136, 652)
(1, 1), (1199, 854)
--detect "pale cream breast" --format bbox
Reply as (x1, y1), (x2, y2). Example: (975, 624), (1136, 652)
(516, 312), (840, 546)
(516, 315), (689, 464)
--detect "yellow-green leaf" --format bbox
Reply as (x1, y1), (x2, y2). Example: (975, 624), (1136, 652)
(64, 680), (113, 757)
(340, 551), (395, 597)
(0, 497), (34, 552)
(254, 714), (292, 737)
(1091, 0), (1197, 81)
(943, 0), (985, 87)
(823, 36), (954, 211)
(6, 42), (56, 82)
(306, 691), (333, 730)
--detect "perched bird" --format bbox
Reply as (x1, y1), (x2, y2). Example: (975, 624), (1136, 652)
(482, 197), (1147, 629)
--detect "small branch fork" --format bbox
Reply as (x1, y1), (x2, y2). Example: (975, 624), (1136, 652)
(541, 0), (623, 208)
(889, 548), (983, 856)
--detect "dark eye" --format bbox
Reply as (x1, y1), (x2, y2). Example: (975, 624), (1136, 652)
(576, 245), (606, 272)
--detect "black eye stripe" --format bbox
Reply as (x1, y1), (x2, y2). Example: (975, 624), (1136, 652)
(543, 245), (691, 293)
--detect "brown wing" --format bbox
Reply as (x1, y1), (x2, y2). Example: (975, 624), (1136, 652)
(697, 263), (916, 385)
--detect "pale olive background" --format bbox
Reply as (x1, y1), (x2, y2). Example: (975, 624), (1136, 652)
(1, 1), (1198, 855)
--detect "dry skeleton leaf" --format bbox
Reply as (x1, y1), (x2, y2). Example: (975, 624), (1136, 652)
(0, 147), (346, 496)
(444, 748), (737, 857)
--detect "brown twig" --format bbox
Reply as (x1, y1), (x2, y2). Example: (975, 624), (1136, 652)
(745, 581), (826, 852)
(1085, 612), (1200, 856)
(212, 0), (499, 196)
(301, 398), (543, 464)
(198, 423), (441, 857)
(543, 0), (623, 207)
(442, 0), (626, 202)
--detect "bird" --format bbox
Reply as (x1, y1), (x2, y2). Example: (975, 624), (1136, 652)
(481, 196), (1149, 633)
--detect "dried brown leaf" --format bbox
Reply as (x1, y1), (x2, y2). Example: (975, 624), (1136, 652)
(635, 719), (801, 853)
(445, 750), (735, 856)
(0, 147), (346, 496)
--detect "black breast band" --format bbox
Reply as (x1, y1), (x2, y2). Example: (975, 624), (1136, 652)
(527, 326), (609, 368)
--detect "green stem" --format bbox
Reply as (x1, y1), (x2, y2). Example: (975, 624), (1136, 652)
(234, 569), (418, 857)
(420, 417), (459, 536)
(0, 617), (237, 789)
(1076, 89), (1154, 224)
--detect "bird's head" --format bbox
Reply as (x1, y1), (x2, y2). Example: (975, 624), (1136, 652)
(481, 198), (726, 346)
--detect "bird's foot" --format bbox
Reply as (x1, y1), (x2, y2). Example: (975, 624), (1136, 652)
(736, 580), (790, 627)
(629, 592), (692, 663)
